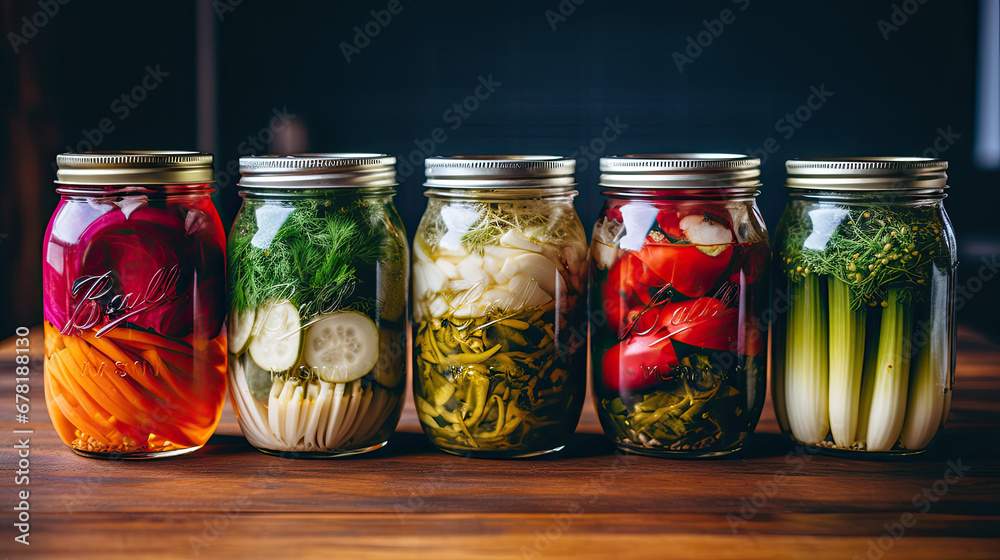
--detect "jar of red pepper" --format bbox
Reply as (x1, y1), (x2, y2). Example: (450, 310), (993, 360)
(590, 154), (769, 457)
(43, 152), (227, 458)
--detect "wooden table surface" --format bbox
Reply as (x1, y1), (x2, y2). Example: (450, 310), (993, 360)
(2, 326), (999, 560)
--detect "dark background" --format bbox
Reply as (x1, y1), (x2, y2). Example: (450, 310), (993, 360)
(2, 0), (998, 337)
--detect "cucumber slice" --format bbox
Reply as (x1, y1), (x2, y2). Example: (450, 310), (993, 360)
(227, 307), (256, 355)
(304, 311), (379, 383)
(244, 356), (276, 402)
(248, 299), (302, 372)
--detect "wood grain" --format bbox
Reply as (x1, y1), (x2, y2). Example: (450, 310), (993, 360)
(1, 326), (999, 559)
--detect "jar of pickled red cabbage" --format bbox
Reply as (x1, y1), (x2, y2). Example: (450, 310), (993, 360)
(227, 154), (408, 457)
(43, 152), (227, 458)
(412, 156), (588, 458)
(773, 158), (957, 456)
(590, 154), (769, 457)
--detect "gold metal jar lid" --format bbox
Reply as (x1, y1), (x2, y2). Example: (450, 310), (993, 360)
(238, 153), (397, 189)
(56, 151), (214, 185)
(786, 157), (948, 191)
(599, 153), (761, 193)
(424, 155), (576, 189)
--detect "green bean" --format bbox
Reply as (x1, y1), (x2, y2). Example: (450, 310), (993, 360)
(413, 300), (584, 453)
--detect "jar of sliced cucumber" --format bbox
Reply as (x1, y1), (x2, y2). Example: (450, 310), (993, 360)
(227, 154), (408, 457)
(412, 156), (588, 458)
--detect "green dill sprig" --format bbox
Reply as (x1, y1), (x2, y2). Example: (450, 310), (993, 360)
(780, 204), (950, 309)
(434, 201), (576, 256)
(228, 198), (388, 316)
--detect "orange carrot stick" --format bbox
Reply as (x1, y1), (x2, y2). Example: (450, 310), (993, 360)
(154, 346), (197, 378)
(47, 355), (118, 446)
(50, 351), (135, 446)
(140, 349), (215, 421)
(162, 345), (226, 399)
(142, 349), (193, 400)
(44, 370), (79, 443)
(54, 339), (198, 451)
(53, 393), (114, 448)
(54, 348), (151, 442)
(44, 321), (64, 358)
(79, 339), (208, 434)
(107, 328), (224, 395)
(50, 352), (114, 428)
(112, 337), (198, 385)
(62, 338), (150, 418)
(82, 331), (189, 408)
(59, 342), (200, 449)
(103, 328), (191, 354)
(65, 336), (161, 417)
(80, 338), (206, 436)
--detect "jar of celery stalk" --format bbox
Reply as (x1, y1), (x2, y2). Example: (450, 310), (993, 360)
(590, 154), (769, 457)
(227, 154), (408, 457)
(43, 152), (227, 458)
(412, 156), (588, 458)
(773, 158), (957, 456)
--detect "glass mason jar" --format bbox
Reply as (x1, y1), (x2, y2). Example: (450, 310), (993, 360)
(227, 154), (408, 457)
(412, 156), (588, 458)
(42, 152), (227, 458)
(590, 154), (769, 457)
(773, 158), (956, 456)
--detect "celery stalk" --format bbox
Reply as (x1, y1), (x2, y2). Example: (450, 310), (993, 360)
(900, 298), (948, 451)
(898, 339), (943, 450)
(864, 289), (913, 452)
(853, 315), (881, 446)
(784, 274), (829, 444)
(827, 278), (866, 448)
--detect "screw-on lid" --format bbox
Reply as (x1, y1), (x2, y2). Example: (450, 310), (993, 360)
(424, 155), (576, 188)
(785, 157), (948, 191)
(599, 153), (761, 192)
(238, 153), (397, 188)
(56, 151), (214, 185)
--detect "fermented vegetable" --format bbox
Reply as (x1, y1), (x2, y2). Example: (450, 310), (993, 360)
(43, 188), (227, 457)
(227, 192), (406, 456)
(775, 200), (954, 452)
(591, 200), (768, 456)
(413, 196), (588, 456)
